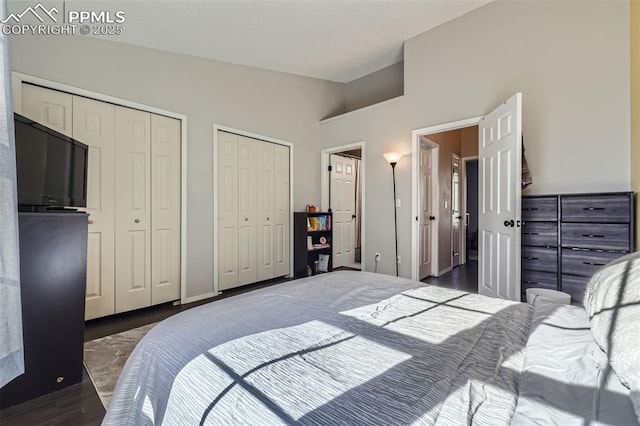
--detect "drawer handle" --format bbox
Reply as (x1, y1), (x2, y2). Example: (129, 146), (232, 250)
(525, 256), (539, 260)
(524, 232), (540, 236)
(582, 234), (604, 238)
(523, 280), (538, 285)
(582, 261), (606, 266)
(524, 207), (539, 211)
(583, 207), (605, 211)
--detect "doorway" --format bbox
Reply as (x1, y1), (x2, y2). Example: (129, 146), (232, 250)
(411, 117), (481, 281)
(412, 94), (523, 301)
(321, 142), (366, 271)
(462, 158), (479, 264)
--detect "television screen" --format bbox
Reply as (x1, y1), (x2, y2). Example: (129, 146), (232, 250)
(14, 113), (88, 208)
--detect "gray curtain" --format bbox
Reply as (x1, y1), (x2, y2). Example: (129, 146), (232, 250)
(0, 0), (24, 388)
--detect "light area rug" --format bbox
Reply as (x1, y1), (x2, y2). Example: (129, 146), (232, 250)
(84, 322), (157, 409)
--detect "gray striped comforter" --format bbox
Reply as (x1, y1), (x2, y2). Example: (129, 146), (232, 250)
(103, 271), (532, 425)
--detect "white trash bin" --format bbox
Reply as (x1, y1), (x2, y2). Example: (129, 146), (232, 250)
(526, 288), (571, 305)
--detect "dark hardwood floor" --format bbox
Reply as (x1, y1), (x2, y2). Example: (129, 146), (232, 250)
(0, 276), (289, 425)
(421, 260), (478, 293)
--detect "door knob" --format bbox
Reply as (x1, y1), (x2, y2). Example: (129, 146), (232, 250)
(135, 218), (140, 224)
(266, 217), (270, 221)
(503, 219), (514, 227)
(244, 218), (248, 221)
(88, 219), (94, 225)
(429, 216), (436, 221)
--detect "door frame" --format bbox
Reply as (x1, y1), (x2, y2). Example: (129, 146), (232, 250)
(11, 72), (191, 304)
(212, 125), (294, 296)
(411, 116), (482, 281)
(460, 155), (478, 265)
(320, 141), (366, 271)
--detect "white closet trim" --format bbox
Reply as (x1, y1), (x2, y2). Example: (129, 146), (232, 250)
(212, 124), (294, 296)
(11, 72), (190, 305)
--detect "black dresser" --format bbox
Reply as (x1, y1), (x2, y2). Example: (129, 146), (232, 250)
(0, 212), (88, 409)
(521, 192), (635, 304)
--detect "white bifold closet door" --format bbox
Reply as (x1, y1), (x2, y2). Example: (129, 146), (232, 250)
(151, 115), (181, 305)
(217, 130), (289, 291)
(20, 83), (181, 320)
(273, 144), (290, 277)
(72, 96), (116, 319)
(114, 106), (152, 313)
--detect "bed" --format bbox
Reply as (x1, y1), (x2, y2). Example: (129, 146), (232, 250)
(103, 265), (640, 425)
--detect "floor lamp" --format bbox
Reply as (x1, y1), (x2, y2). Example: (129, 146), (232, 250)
(383, 152), (401, 277)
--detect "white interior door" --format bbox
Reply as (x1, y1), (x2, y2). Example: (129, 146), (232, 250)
(273, 143), (290, 277)
(217, 131), (239, 290)
(114, 106), (152, 313)
(237, 136), (258, 286)
(451, 154), (461, 268)
(478, 93), (522, 300)
(330, 155), (356, 268)
(257, 141), (275, 281)
(419, 145), (433, 279)
(21, 84), (73, 137)
(72, 95), (116, 320)
(151, 114), (181, 305)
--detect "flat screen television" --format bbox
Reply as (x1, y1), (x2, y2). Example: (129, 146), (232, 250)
(14, 113), (88, 209)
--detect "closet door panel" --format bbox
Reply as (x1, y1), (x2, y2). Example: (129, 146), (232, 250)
(217, 131), (239, 290)
(115, 106), (151, 313)
(151, 114), (181, 304)
(257, 142), (275, 281)
(238, 136), (258, 286)
(21, 84), (73, 137)
(72, 96), (116, 320)
(274, 144), (290, 277)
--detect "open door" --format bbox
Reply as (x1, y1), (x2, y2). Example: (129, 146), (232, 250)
(478, 93), (522, 301)
(330, 154), (356, 268)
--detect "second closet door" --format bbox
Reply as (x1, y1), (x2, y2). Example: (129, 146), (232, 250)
(237, 136), (258, 286)
(217, 131), (290, 290)
(115, 106), (152, 313)
(257, 142), (275, 281)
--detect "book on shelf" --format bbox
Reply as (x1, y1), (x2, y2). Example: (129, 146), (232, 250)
(307, 236), (313, 251)
(312, 243), (330, 249)
(307, 214), (331, 231)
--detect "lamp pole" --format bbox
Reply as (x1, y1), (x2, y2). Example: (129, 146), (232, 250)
(391, 161), (398, 277)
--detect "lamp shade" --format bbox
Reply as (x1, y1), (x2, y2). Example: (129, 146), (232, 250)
(383, 152), (401, 164)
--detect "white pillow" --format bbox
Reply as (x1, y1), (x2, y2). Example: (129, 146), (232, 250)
(584, 251), (640, 422)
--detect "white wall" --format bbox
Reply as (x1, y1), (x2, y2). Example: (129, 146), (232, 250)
(9, 35), (345, 299)
(320, 0), (630, 277)
(344, 62), (404, 113)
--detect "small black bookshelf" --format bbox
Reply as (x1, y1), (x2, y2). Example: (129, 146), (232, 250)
(294, 211), (333, 278)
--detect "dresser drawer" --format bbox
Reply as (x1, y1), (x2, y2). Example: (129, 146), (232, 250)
(561, 249), (622, 277)
(561, 195), (631, 223)
(522, 247), (557, 272)
(522, 197), (557, 222)
(561, 223), (630, 251)
(522, 270), (558, 290)
(561, 274), (591, 305)
(522, 222), (557, 247)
